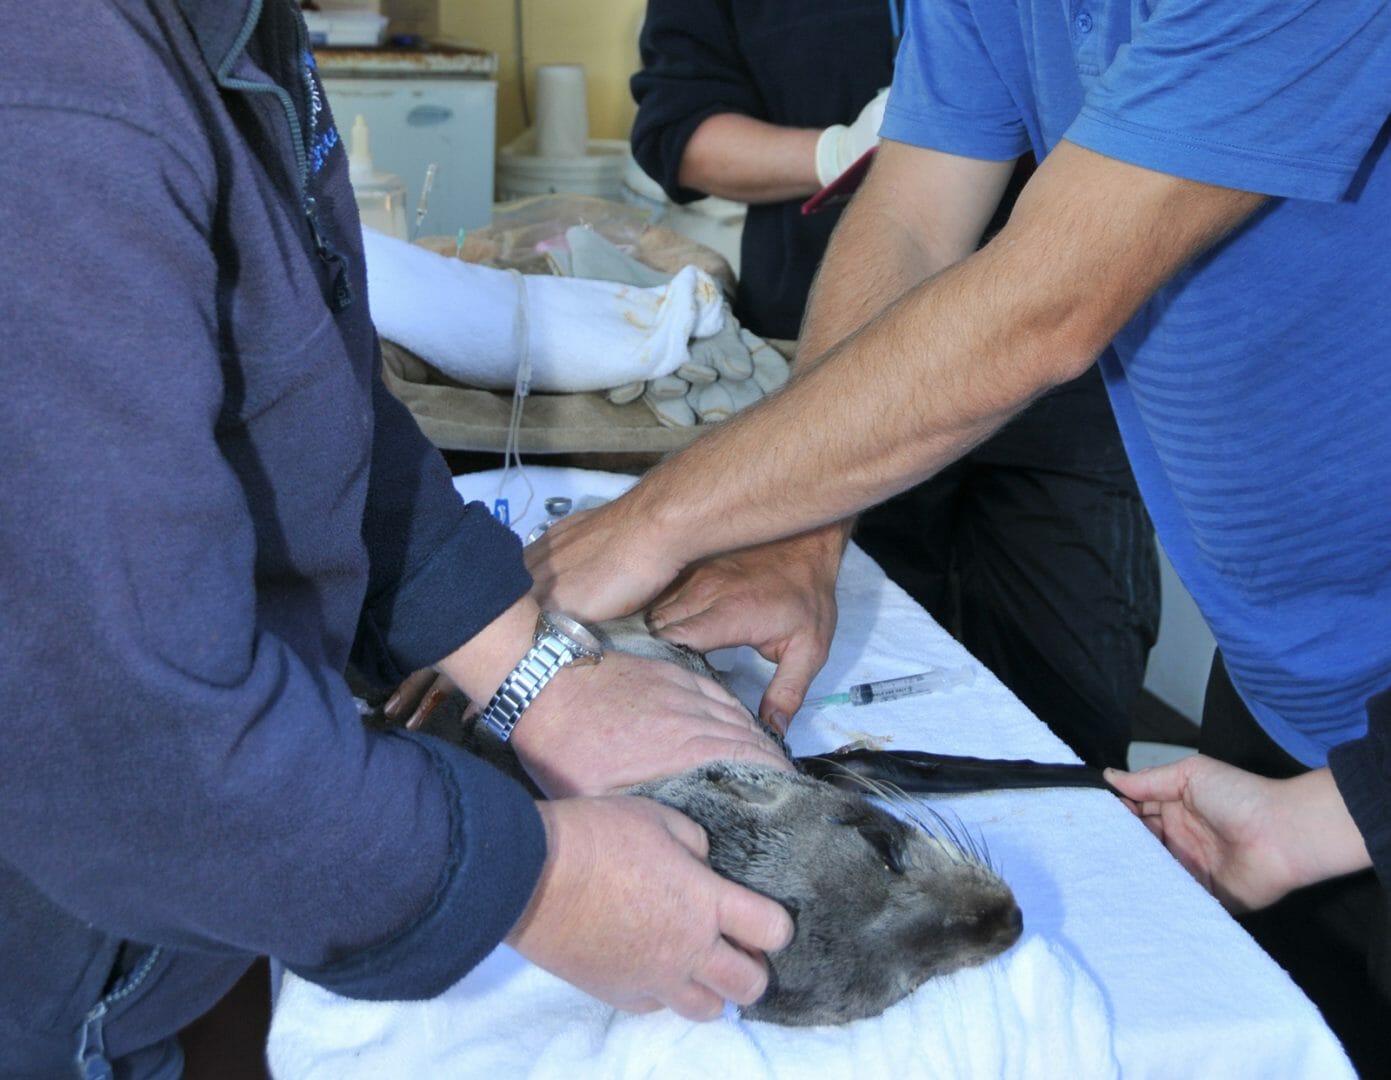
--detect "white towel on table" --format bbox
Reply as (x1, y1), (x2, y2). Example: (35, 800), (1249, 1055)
(264, 467), (1352, 1080)
(361, 228), (725, 392)
(267, 935), (1116, 1079)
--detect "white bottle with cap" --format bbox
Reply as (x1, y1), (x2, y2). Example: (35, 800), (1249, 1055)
(347, 113), (408, 240)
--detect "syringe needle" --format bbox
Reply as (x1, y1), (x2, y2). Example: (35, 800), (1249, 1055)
(805, 665), (976, 709)
(411, 162), (438, 240)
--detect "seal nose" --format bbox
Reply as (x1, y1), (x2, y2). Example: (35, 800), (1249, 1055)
(969, 898), (1022, 950)
(997, 903), (1024, 946)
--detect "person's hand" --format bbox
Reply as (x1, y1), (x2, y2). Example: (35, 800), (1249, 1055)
(510, 649), (792, 797)
(1105, 755), (1292, 912)
(525, 503), (685, 626)
(815, 87), (890, 186)
(432, 595), (787, 796)
(1105, 758), (1371, 913)
(646, 526), (848, 735)
(507, 795), (794, 1020)
(382, 667), (454, 729)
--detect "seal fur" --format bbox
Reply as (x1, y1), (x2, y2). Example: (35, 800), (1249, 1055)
(354, 614), (1023, 1026)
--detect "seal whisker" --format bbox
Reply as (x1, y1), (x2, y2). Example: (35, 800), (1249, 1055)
(799, 757), (949, 843)
(814, 759), (1000, 872)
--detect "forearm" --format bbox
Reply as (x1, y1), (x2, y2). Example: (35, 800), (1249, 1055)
(617, 142), (1263, 566)
(622, 252), (1049, 560)
(678, 113), (820, 204)
(1328, 690), (1391, 885)
(354, 376), (533, 684)
(798, 157), (974, 360)
(1109, 755), (1373, 912)
(787, 158), (972, 545)
(771, 146), (1007, 550)
(1277, 769), (1372, 890)
(433, 593), (540, 705)
(619, 179), (1081, 557)
(783, 200), (934, 551)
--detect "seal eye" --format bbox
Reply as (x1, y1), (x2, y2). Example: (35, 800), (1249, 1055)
(857, 823), (909, 874)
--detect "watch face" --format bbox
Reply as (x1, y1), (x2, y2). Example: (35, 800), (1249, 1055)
(544, 611), (603, 655)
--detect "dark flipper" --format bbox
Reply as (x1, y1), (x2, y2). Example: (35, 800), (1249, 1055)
(795, 747), (1115, 795)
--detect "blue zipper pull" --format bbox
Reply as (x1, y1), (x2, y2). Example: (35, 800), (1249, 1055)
(77, 1001), (114, 1080)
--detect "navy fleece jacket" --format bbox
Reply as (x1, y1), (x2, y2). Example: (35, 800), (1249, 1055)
(0, 1), (543, 1072)
(630, 0), (894, 339)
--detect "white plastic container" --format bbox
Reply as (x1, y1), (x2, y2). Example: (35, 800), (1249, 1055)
(495, 130), (628, 202)
(347, 114), (408, 240)
(533, 64), (590, 159)
(301, 12), (388, 47)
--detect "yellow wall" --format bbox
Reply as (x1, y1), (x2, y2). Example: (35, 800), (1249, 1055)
(439, 0), (646, 148)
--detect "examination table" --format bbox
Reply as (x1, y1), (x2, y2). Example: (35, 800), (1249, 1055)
(267, 467), (1353, 1079)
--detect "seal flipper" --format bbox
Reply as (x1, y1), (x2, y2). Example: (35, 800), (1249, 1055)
(797, 747), (1115, 795)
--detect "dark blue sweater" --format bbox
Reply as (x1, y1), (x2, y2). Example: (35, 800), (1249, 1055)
(631, 0), (895, 340)
(0, 1), (543, 1073)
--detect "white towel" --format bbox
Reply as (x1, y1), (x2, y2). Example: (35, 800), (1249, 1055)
(265, 468), (1355, 1080)
(361, 228), (726, 392)
(267, 936), (1116, 1079)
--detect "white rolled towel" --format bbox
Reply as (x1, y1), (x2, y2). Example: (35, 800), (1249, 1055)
(361, 227), (726, 393)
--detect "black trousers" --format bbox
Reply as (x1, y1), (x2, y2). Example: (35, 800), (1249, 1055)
(854, 366), (1160, 769)
(1202, 653), (1391, 1078)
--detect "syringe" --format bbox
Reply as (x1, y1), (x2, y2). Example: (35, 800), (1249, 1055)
(411, 162), (438, 241)
(805, 664), (976, 708)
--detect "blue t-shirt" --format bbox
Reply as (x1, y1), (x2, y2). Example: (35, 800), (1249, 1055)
(881, 0), (1391, 766)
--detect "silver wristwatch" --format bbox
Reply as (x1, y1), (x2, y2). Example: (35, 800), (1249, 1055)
(477, 611), (604, 742)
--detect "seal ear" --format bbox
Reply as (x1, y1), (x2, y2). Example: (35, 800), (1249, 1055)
(711, 772), (786, 806)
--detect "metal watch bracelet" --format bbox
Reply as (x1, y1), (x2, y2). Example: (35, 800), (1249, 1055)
(477, 612), (603, 742)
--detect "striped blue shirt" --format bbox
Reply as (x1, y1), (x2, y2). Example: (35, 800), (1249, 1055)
(882, 0), (1391, 765)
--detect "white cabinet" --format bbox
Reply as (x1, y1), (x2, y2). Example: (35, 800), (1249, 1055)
(318, 48), (497, 236)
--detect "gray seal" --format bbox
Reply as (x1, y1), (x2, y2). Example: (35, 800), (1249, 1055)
(629, 759), (1021, 1025)
(591, 617), (1023, 1025)
(354, 615), (1022, 1026)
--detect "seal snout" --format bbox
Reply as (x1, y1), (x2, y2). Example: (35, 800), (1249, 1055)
(994, 901), (1024, 948)
(956, 895), (1023, 951)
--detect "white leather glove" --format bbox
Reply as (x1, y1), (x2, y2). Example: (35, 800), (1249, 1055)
(687, 303), (755, 381)
(552, 226), (789, 427)
(685, 326), (790, 425)
(814, 87), (890, 187)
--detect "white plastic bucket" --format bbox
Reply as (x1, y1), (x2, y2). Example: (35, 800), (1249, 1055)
(496, 131), (629, 202)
